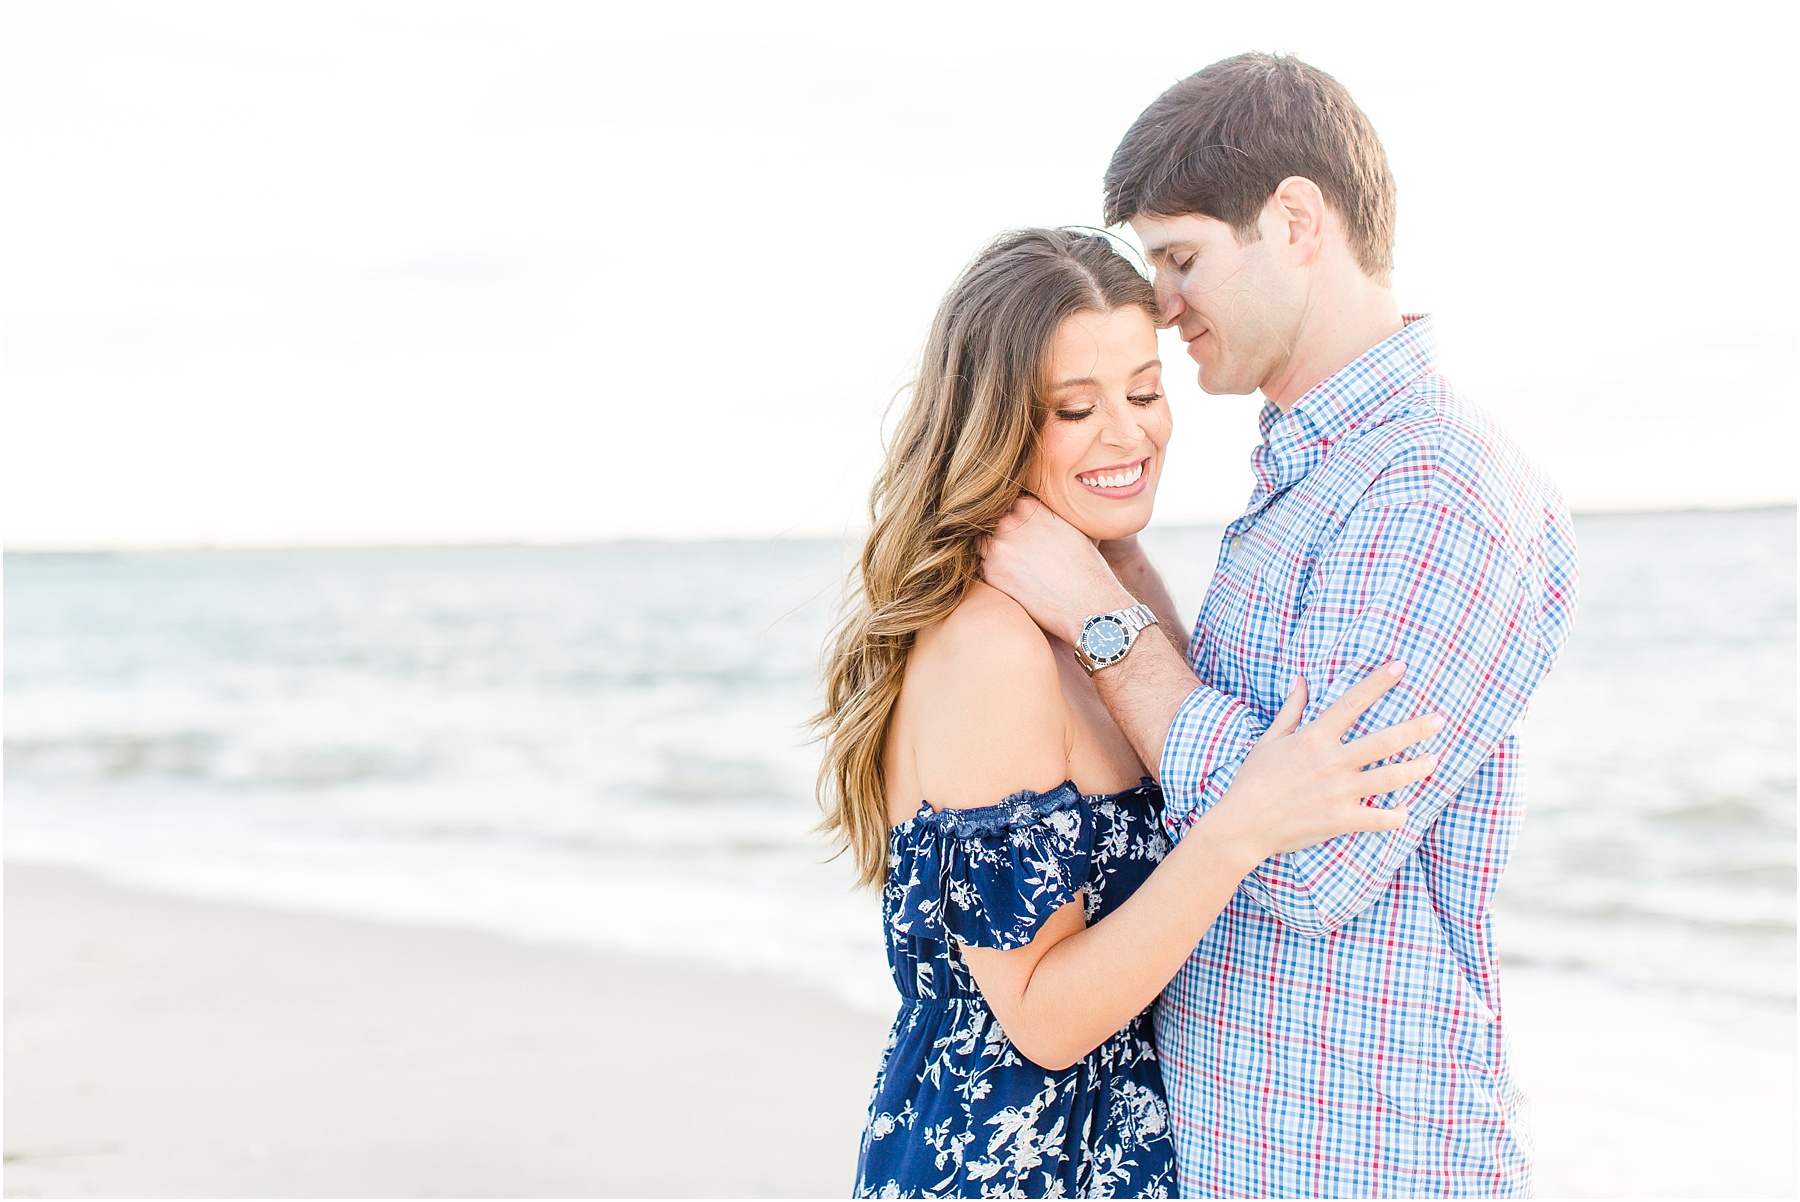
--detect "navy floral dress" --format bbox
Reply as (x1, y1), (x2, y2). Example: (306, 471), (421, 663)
(854, 779), (1176, 1198)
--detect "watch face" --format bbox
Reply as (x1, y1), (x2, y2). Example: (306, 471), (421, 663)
(1083, 617), (1128, 661)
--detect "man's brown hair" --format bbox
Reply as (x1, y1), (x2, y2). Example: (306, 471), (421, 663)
(1103, 53), (1396, 282)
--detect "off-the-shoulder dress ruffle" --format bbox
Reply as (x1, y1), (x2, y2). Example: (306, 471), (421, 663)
(887, 781), (1094, 951)
(854, 779), (1175, 1198)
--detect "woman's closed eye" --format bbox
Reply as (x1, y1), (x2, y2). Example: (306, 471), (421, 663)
(1054, 392), (1160, 420)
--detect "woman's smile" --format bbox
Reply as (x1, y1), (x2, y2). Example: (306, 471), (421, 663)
(1075, 457), (1150, 498)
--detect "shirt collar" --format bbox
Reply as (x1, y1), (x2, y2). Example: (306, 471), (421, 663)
(1246, 313), (1438, 510)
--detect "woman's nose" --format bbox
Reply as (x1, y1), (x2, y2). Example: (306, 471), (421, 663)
(1103, 407), (1143, 449)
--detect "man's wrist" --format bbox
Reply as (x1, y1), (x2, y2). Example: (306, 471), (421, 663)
(1059, 585), (1139, 645)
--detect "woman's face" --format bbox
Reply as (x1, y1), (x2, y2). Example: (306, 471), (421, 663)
(1025, 306), (1170, 542)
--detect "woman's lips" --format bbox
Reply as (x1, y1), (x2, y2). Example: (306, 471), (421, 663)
(1075, 457), (1150, 499)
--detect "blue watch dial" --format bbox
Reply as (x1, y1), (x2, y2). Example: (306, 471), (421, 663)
(1083, 617), (1128, 660)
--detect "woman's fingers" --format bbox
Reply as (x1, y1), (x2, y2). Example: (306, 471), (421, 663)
(1340, 800), (1411, 832)
(1343, 713), (1444, 767)
(1316, 661), (1407, 739)
(1264, 676), (1308, 738)
(1354, 754), (1437, 798)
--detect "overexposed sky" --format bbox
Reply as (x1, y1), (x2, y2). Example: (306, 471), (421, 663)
(5, 0), (1794, 549)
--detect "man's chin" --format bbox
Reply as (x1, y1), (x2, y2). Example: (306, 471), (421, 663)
(1194, 366), (1259, 398)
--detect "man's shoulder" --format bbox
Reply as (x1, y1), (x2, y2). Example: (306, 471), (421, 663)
(1322, 375), (1576, 608)
(1344, 374), (1566, 524)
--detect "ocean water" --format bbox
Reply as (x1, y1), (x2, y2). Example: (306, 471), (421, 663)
(6, 509), (1794, 1012)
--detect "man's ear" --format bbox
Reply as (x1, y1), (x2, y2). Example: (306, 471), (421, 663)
(1268, 176), (1327, 267)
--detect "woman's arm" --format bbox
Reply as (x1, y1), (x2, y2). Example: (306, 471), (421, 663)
(961, 665), (1438, 1070)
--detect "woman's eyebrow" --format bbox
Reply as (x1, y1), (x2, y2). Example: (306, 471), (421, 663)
(1050, 361), (1162, 389)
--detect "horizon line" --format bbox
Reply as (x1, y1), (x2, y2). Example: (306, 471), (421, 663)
(5, 501), (1793, 557)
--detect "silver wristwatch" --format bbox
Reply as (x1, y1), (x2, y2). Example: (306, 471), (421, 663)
(1073, 603), (1158, 674)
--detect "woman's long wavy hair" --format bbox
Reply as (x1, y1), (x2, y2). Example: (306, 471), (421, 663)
(815, 228), (1158, 888)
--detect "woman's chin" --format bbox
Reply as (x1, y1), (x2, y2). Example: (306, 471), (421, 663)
(1060, 504), (1153, 544)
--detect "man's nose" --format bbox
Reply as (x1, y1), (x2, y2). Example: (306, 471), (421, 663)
(1153, 274), (1184, 328)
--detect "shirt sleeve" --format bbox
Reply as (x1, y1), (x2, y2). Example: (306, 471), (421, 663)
(1159, 498), (1571, 936)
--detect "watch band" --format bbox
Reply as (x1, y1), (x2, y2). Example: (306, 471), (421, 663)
(1074, 603), (1159, 674)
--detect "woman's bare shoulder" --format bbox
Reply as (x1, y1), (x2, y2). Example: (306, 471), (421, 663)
(916, 581), (1054, 659)
(900, 583), (1069, 811)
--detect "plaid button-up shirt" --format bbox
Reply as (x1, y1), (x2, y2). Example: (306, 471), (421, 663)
(1155, 315), (1578, 1198)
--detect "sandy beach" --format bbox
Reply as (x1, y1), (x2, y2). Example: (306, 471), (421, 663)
(5, 864), (892, 1197)
(6, 862), (1794, 1199)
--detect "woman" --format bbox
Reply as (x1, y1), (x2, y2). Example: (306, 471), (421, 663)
(817, 229), (1438, 1198)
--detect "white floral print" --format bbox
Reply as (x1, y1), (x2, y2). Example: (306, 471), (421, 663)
(855, 781), (1175, 1198)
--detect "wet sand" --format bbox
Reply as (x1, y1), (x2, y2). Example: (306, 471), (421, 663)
(6, 863), (1793, 1198)
(4, 863), (890, 1197)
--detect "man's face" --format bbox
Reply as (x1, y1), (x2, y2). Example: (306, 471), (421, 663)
(1130, 206), (1303, 398)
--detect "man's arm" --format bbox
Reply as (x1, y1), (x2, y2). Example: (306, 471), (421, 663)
(1207, 500), (1562, 932)
(983, 496), (1572, 937)
(980, 501), (1205, 776)
(1100, 537), (1189, 659)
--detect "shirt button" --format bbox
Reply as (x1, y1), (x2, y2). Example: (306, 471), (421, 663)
(1229, 536), (1243, 553)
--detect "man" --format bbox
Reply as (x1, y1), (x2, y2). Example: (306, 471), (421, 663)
(982, 53), (1577, 1197)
